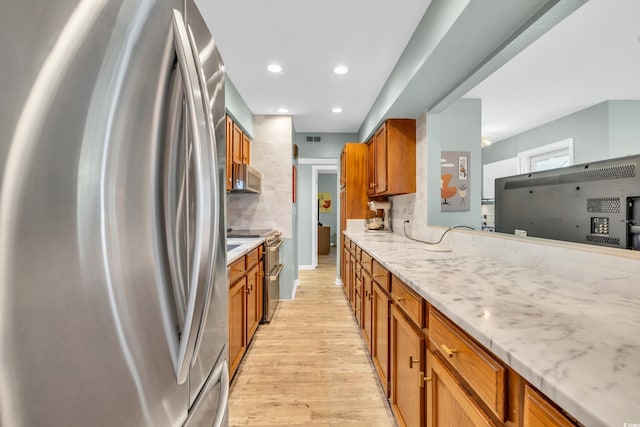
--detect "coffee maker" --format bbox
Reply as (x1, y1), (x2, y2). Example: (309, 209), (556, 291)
(366, 200), (392, 232)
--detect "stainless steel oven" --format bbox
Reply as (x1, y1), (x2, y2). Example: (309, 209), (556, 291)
(263, 231), (283, 323)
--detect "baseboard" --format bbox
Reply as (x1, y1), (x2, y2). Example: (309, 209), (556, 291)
(291, 279), (300, 299)
(298, 265), (315, 270)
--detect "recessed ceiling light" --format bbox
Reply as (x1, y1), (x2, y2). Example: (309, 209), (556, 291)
(268, 63), (283, 74)
(332, 107), (343, 113)
(333, 65), (349, 75)
(277, 107), (289, 114)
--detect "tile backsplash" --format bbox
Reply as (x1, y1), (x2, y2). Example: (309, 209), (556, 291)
(227, 116), (293, 238)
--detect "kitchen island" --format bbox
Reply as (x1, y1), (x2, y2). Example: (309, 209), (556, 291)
(345, 229), (640, 427)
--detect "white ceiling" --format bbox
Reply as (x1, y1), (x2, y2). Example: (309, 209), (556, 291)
(465, 0), (640, 144)
(197, 0), (640, 140)
(195, 0), (431, 133)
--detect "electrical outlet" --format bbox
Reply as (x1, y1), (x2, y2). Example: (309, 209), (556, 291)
(515, 229), (528, 237)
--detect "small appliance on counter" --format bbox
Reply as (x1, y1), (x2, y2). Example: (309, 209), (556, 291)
(366, 200), (392, 232)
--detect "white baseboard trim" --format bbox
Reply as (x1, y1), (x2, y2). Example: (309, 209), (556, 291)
(291, 279), (300, 299)
(299, 265), (315, 270)
(335, 278), (343, 286)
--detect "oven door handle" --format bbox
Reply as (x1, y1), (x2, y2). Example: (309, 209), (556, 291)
(269, 263), (284, 281)
(268, 240), (283, 251)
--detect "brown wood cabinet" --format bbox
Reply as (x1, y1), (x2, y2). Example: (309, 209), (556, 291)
(228, 246), (263, 379)
(226, 114), (252, 192)
(426, 350), (497, 427)
(429, 308), (506, 421)
(242, 132), (250, 164)
(372, 275), (391, 397)
(523, 385), (575, 427)
(345, 238), (579, 427)
(362, 269), (373, 353)
(366, 119), (416, 197)
(229, 274), (246, 378)
(339, 143), (370, 281)
(225, 115), (233, 191)
(390, 303), (425, 427)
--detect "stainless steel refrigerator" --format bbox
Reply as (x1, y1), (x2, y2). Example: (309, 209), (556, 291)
(0, 1), (228, 426)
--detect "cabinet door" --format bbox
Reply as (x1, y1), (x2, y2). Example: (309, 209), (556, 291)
(523, 385), (575, 427)
(349, 254), (357, 311)
(426, 351), (496, 427)
(246, 263), (260, 343)
(257, 261), (264, 323)
(374, 126), (388, 194)
(372, 282), (391, 397)
(232, 122), (243, 164)
(367, 139), (375, 196)
(225, 115), (233, 191)
(229, 277), (247, 378)
(362, 270), (373, 353)
(242, 133), (250, 164)
(391, 305), (425, 427)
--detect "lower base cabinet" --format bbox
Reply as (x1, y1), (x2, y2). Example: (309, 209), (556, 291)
(426, 350), (496, 427)
(390, 305), (425, 427)
(229, 277), (246, 377)
(523, 385), (575, 427)
(343, 238), (580, 427)
(372, 281), (390, 397)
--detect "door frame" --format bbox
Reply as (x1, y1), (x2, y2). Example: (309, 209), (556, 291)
(298, 158), (338, 269)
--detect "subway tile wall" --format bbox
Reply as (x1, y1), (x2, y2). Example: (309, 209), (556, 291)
(227, 115), (293, 238)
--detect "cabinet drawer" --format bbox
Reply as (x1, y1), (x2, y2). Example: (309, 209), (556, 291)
(391, 275), (424, 328)
(361, 251), (373, 274)
(228, 257), (245, 285)
(429, 308), (506, 421)
(523, 385), (576, 427)
(246, 247), (260, 269)
(372, 260), (389, 291)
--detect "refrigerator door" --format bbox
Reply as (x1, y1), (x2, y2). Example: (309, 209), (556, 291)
(0, 1), (204, 426)
(184, 0), (229, 409)
(184, 356), (230, 427)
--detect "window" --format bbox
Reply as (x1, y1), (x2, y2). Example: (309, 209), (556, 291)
(517, 138), (574, 173)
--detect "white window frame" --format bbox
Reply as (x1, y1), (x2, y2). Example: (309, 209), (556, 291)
(517, 138), (574, 173)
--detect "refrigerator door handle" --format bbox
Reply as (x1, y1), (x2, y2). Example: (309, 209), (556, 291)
(186, 23), (220, 365)
(183, 358), (229, 427)
(168, 9), (212, 385)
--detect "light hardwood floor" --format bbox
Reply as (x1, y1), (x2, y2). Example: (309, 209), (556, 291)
(229, 248), (396, 426)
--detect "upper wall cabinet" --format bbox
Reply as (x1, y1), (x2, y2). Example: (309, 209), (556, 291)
(226, 114), (252, 192)
(367, 119), (416, 197)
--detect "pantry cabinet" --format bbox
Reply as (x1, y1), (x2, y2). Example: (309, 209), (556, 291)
(366, 119), (416, 197)
(339, 143), (370, 281)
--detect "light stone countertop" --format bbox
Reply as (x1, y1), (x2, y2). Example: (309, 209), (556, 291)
(345, 230), (640, 427)
(226, 238), (264, 265)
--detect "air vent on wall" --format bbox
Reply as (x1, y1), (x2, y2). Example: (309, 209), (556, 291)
(305, 136), (322, 142)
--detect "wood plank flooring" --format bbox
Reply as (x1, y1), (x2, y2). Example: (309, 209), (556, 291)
(229, 248), (396, 426)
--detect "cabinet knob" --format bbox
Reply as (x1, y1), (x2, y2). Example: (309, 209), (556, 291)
(419, 371), (431, 387)
(409, 355), (420, 368)
(441, 344), (458, 358)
